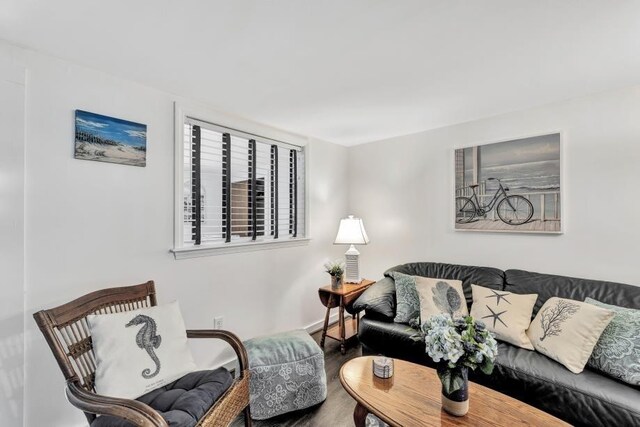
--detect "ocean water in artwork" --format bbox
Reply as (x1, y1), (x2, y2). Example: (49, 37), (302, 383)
(74, 110), (147, 167)
(481, 159), (560, 193)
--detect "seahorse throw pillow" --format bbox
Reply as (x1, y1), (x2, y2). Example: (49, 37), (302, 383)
(87, 301), (197, 399)
(469, 285), (538, 350)
(526, 297), (614, 374)
(415, 277), (468, 323)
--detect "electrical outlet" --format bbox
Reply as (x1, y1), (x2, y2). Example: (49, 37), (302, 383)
(214, 316), (224, 329)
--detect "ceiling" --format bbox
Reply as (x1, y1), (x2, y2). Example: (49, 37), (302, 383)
(1, 1), (640, 145)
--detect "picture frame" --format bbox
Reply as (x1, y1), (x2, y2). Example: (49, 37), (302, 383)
(74, 110), (147, 167)
(454, 132), (562, 234)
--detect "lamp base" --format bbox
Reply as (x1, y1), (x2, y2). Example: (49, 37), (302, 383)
(344, 244), (361, 283)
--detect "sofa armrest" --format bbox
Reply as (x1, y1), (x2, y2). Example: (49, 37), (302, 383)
(66, 382), (168, 427)
(352, 276), (396, 321)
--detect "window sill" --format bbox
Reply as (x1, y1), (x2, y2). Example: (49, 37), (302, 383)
(170, 237), (311, 259)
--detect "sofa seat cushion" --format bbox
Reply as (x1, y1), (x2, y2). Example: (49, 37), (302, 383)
(477, 343), (640, 427)
(359, 317), (434, 366)
(360, 316), (640, 427)
(91, 368), (233, 427)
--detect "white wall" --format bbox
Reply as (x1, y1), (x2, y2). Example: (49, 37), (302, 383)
(348, 86), (640, 285)
(0, 55), (25, 427)
(0, 41), (349, 426)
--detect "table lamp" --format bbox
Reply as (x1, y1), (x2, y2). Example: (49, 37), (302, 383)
(334, 215), (370, 283)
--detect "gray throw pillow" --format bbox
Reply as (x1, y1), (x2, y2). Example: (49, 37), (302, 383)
(389, 272), (420, 324)
(585, 298), (640, 385)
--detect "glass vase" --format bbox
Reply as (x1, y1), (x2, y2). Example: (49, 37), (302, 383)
(440, 366), (469, 416)
(330, 275), (343, 289)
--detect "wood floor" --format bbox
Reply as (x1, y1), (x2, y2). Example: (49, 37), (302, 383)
(230, 329), (363, 427)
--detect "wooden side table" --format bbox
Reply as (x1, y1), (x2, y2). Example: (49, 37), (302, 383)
(318, 279), (375, 354)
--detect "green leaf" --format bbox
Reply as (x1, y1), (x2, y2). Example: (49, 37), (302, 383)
(462, 360), (476, 369)
(438, 369), (465, 395)
(408, 329), (424, 342)
(480, 359), (494, 375)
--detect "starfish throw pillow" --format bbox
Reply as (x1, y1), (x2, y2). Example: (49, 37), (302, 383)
(470, 284), (538, 350)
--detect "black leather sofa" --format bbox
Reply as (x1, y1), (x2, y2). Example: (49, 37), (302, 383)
(353, 262), (640, 427)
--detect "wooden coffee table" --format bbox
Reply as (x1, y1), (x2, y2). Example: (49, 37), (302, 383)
(340, 356), (569, 426)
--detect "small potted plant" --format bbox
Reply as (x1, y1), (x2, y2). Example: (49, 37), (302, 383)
(414, 314), (498, 416)
(324, 260), (345, 289)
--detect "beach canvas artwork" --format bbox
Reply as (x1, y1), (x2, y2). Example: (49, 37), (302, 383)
(455, 133), (561, 233)
(74, 110), (147, 167)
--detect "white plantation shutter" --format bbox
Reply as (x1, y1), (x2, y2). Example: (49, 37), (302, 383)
(296, 149), (306, 238)
(183, 118), (305, 248)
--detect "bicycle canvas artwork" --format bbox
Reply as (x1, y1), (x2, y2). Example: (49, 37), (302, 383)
(454, 133), (561, 233)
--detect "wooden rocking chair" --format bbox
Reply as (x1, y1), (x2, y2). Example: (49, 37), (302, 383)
(33, 280), (252, 427)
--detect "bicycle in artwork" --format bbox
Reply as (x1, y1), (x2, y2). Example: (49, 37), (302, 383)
(455, 178), (534, 225)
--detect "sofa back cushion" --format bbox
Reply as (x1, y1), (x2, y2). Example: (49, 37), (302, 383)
(351, 276), (396, 321)
(386, 262), (505, 309)
(505, 269), (640, 315)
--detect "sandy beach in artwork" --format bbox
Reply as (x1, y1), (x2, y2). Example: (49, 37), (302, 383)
(75, 141), (146, 166)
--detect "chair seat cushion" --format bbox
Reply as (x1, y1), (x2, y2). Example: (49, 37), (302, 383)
(91, 368), (233, 427)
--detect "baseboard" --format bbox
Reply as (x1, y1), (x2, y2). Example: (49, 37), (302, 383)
(304, 312), (343, 334)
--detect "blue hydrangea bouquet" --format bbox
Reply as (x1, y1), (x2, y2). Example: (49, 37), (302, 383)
(414, 314), (498, 415)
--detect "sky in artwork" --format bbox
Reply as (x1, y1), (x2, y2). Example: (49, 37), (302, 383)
(75, 110), (147, 147)
(479, 134), (560, 167)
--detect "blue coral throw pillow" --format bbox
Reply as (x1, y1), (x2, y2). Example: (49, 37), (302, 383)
(585, 298), (640, 385)
(388, 271), (420, 325)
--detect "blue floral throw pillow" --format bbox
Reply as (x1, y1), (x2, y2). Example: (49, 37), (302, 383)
(585, 298), (640, 386)
(389, 272), (420, 325)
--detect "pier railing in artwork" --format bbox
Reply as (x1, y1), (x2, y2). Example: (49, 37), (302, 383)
(456, 182), (560, 222)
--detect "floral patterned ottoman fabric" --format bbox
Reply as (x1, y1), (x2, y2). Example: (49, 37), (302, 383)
(585, 298), (640, 385)
(366, 413), (389, 426)
(244, 329), (327, 420)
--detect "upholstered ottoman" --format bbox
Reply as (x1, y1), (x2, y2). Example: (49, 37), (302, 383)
(244, 329), (327, 420)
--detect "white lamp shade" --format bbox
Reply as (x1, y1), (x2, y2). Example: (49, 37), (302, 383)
(334, 215), (370, 245)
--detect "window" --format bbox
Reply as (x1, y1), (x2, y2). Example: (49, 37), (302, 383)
(174, 114), (306, 256)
